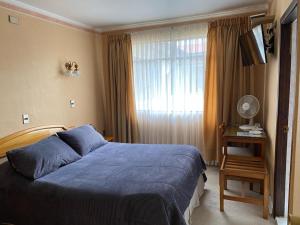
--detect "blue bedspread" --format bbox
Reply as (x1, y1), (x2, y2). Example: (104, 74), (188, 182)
(0, 142), (206, 225)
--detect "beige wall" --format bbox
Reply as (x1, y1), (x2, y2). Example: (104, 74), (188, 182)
(291, 91), (300, 216)
(0, 6), (104, 137)
(265, 0), (300, 218)
(264, 0), (293, 200)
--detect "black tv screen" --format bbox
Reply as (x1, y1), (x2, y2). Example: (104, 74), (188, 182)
(240, 25), (267, 66)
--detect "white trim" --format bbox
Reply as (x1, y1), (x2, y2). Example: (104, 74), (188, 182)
(269, 195), (274, 215)
(97, 3), (269, 32)
(0, 0), (93, 30)
(275, 217), (288, 225)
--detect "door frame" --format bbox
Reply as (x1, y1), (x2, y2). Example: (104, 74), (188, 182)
(273, 0), (298, 217)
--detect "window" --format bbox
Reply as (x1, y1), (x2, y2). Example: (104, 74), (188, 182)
(132, 24), (207, 114)
(131, 24), (207, 150)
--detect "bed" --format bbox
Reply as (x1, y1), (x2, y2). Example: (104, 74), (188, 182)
(0, 125), (206, 225)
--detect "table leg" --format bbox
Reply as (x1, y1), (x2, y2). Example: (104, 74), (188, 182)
(261, 142), (265, 159)
(263, 173), (269, 219)
(260, 180), (264, 194)
(220, 171), (224, 212)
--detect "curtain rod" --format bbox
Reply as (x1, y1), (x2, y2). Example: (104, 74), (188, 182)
(101, 10), (268, 35)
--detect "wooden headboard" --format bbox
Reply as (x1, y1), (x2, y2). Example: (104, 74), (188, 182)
(0, 125), (68, 158)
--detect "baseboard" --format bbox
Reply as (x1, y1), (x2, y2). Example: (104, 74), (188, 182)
(289, 215), (300, 225)
(275, 217), (288, 225)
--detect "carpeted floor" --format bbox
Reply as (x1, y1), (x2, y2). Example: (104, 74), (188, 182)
(191, 167), (276, 225)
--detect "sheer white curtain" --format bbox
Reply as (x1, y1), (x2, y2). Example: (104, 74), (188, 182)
(131, 23), (207, 152)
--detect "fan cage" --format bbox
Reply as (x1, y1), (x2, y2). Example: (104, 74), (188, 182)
(237, 95), (260, 119)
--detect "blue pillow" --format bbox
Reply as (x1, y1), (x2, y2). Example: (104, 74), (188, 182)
(6, 135), (81, 180)
(57, 125), (108, 156)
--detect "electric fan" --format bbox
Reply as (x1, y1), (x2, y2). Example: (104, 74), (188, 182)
(237, 95), (260, 131)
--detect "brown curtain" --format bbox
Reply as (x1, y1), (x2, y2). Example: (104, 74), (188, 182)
(107, 33), (139, 143)
(203, 17), (254, 162)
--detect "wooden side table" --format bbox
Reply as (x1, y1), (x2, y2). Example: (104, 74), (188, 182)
(220, 125), (267, 164)
(104, 136), (114, 142)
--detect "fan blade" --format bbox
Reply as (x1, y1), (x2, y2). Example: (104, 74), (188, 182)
(250, 108), (256, 114)
(247, 98), (254, 105)
(239, 107), (246, 113)
(237, 95), (260, 119)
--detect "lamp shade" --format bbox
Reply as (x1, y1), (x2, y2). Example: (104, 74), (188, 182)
(72, 70), (80, 77)
(65, 70), (73, 76)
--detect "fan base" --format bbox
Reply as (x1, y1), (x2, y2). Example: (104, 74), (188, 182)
(239, 124), (257, 131)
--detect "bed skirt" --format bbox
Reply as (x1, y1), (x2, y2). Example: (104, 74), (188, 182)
(184, 174), (205, 225)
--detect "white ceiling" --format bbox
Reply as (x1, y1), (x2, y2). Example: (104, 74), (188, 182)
(12, 0), (268, 30)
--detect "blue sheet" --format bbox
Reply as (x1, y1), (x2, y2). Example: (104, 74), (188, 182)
(0, 142), (206, 225)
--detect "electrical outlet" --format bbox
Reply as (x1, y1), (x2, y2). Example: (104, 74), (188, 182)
(22, 114), (30, 124)
(70, 100), (75, 108)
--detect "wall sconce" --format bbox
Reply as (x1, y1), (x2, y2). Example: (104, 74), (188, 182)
(65, 61), (80, 77)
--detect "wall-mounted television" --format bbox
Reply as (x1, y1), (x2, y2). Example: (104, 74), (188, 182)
(239, 25), (267, 66)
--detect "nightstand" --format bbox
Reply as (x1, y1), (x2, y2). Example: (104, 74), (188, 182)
(220, 125), (267, 163)
(104, 136), (114, 142)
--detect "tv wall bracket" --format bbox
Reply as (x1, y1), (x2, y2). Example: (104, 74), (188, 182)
(251, 14), (276, 55)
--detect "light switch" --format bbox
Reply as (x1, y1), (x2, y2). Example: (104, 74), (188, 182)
(22, 114), (30, 124)
(70, 100), (75, 108)
(8, 15), (19, 25)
